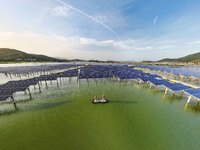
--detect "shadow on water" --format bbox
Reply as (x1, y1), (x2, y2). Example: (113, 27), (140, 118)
(0, 108), (19, 116)
(0, 100), (72, 116)
(25, 100), (72, 112)
(187, 105), (200, 113)
(108, 100), (138, 104)
(163, 95), (183, 102)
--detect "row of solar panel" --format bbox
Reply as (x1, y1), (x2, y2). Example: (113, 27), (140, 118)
(0, 64), (79, 74)
(133, 64), (200, 78)
(79, 65), (147, 80)
(0, 69), (78, 101)
(82, 65), (200, 99)
(79, 66), (197, 98)
(1, 64), (200, 101)
(131, 65), (200, 98)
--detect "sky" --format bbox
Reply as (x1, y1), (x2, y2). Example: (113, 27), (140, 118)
(0, 0), (200, 61)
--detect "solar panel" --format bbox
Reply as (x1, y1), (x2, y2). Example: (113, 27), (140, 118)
(162, 82), (176, 87)
(0, 64), (80, 74)
(167, 85), (191, 91)
(184, 88), (200, 95)
(192, 93), (200, 99)
(1, 64), (199, 102)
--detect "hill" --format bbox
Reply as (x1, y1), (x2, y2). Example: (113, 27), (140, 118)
(158, 52), (200, 63)
(0, 48), (66, 62)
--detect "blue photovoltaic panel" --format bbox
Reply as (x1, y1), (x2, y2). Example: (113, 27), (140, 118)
(152, 74), (161, 77)
(132, 64), (200, 79)
(2, 64), (199, 101)
(162, 82), (178, 87)
(160, 81), (172, 86)
(0, 68), (81, 101)
(140, 78), (148, 82)
(151, 81), (163, 85)
(0, 64), (79, 74)
(193, 93), (200, 99)
(184, 88), (200, 95)
(157, 81), (170, 85)
(168, 85), (191, 91)
(161, 81), (191, 91)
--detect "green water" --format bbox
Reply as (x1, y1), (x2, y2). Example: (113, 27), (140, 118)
(0, 79), (200, 150)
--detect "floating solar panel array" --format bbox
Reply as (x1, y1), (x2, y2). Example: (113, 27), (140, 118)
(129, 64), (200, 99)
(133, 64), (200, 78)
(57, 69), (78, 78)
(79, 65), (145, 79)
(184, 88), (200, 99)
(79, 65), (113, 79)
(0, 64), (79, 74)
(79, 65), (182, 86)
(161, 82), (190, 91)
(79, 65), (195, 96)
(0, 64), (197, 103)
(0, 69), (78, 101)
(0, 78), (39, 101)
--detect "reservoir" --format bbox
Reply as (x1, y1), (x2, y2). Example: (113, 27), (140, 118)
(0, 78), (200, 150)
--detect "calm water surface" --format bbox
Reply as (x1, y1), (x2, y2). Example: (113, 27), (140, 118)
(0, 79), (200, 150)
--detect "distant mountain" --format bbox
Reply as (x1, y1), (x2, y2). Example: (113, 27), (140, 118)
(158, 52), (200, 63)
(0, 48), (66, 62)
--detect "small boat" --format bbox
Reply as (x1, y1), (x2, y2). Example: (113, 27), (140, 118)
(92, 95), (107, 103)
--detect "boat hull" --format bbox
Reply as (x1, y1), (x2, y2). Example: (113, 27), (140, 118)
(92, 99), (107, 104)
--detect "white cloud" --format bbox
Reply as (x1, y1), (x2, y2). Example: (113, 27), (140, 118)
(0, 32), (123, 60)
(154, 15), (158, 25)
(78, 37), (154, 51)
(102, 40), (114, 44)
(0, 32), (74, 58)
(80, 37), (99, 45)
(51, 6), (72, 17)
(158, 45), (174, 49)
(135, 46), (153, 51)
(0, 31), (156, 61)
(1, 31), (193, 61)
(188, 40), (200, 45)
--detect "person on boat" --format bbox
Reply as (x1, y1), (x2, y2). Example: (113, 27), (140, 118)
(102, 95), (105, 100)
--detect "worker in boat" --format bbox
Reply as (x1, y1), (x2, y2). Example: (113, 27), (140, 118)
(94, 96), (97, 100)
(102, 95), (105, 100)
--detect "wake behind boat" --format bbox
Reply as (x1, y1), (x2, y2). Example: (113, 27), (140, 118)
(92, 95), (107, 104)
